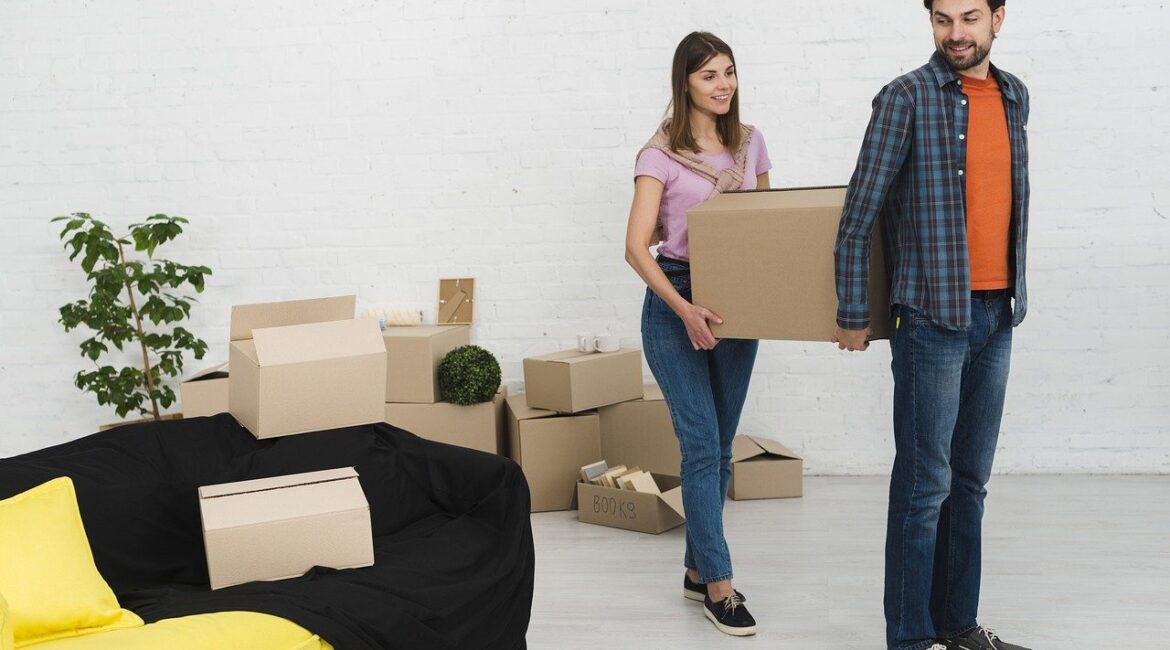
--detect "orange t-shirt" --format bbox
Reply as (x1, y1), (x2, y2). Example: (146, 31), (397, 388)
(961, 74), (1012, 290)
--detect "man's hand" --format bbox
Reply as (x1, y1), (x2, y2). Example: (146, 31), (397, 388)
(833, 327), (870, 352)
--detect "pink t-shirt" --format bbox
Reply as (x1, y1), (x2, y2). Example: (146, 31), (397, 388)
(634, 128), (772, 261)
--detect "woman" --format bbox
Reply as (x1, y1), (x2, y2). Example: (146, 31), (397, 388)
(624, 31), (771, 637)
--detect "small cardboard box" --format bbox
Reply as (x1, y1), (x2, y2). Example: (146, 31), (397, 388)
(522, 348), (643, 413)
(180, 363), (230, 418)
(506, 393), (601, 512)
(576, 474), (685, 534)
(728, 435), (804, 500)
(383, 325), (470, 403)
(228, 295), (387, 439)
(198, 467), (374, 590)
(689, 186), (890, 341)
(598, 384), (680, 476)
(384, 387), (507, 455)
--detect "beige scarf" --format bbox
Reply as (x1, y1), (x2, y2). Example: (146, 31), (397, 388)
(638, 120), (755, 199)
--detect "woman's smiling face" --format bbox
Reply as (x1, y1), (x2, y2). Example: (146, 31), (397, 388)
(686, 54), (737, 118)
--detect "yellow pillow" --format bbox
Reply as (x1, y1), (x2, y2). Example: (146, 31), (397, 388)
(1, 591), (15, 650)
(0, 477), (143, 646)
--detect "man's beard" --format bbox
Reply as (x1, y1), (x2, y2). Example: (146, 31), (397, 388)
(938, 37), (992, 71)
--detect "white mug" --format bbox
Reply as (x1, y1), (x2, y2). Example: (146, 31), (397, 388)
(576, 332), (597, 353)
(594, 334), (620, 353)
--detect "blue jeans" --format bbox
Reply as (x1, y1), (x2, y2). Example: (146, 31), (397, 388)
(640, 258), (758, 583)
(885, 295), (1014, 650)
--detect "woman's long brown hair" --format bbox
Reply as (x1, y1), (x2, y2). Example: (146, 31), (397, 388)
(665, 31), (742, 154)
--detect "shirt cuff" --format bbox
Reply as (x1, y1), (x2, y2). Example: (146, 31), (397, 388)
(836, 303), (870, 330)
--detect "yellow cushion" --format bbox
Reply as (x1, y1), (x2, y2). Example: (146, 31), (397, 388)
(0, 477), (143, 647)
(1, 591), (14, 650)
(17, 612), (332, 650)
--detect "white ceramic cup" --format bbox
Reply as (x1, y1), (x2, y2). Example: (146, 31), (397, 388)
(594, 334), (620, 353)
(576, 332), (597, 353)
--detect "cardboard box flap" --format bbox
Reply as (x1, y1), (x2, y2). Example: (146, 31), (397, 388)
(659, 485), (685, 518)
(527, 349), (587, 363)
(545, 350), (632, 365)
(185, 362), (229, 382)
(230, 295), (356, 341)
(382, 324), (463, 340)
(199, 467), (368, 534)
(506, 393), (559, 421)
(252, 318), (383, 366)
(199, 467), (358, 499)
(731, 435), (802, 463)
(691, 186), (848, 213)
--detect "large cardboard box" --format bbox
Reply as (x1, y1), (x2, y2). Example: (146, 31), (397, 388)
(228, 295), (387, 439)
(180, 363), (229, 417)
(383, 325), (470, 403)
(598, 384), (680, 476)
(384, 387), (507, 455)
(506, 393), (601, 512)
(689, 186), (890, 341)
(576, 473), (685, 534)
(728, 435), (804, 500)
(522, 348), (643, 413)
(198, 467), (374, 590)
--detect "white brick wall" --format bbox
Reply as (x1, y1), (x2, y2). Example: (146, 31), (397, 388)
(2, 1), (1167, 473)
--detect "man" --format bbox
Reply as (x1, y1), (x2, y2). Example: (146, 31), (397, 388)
(832, 2), (1031, 650)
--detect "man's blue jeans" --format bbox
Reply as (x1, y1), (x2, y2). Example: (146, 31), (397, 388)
(641, 258), (758, 583)
(885, 295), (1014, 650)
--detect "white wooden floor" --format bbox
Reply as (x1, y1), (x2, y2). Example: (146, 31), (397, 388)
(527, 476), (1170, 649)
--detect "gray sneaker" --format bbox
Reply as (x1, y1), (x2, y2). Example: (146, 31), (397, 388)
(947, 626), (1031, 650)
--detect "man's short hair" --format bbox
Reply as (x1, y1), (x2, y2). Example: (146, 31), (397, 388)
(923, 0), (1006, 10)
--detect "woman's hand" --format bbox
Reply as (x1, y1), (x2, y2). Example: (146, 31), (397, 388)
(676, 302), (723, 350)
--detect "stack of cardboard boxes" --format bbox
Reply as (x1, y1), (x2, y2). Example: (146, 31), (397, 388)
(173, 258), (813, 541)
(203, 295), (386, 589)
(380, 325), (508, 455)
(509, 347), (643, 512)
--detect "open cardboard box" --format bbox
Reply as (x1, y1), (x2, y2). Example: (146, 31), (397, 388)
(179, 362), (229, 418)
(228, 295), (386, 439)
(577, 473), (685, 534)
(198, 467), (374, 590)
(728, 435), (804, 500)
(522, 348), (643, 413)
(689, 186), (890, 341)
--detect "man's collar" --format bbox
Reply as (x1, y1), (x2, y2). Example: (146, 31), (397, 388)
(926, 50), (1022, 104)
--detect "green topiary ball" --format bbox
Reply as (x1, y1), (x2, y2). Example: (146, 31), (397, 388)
(438, 345), (502, 405)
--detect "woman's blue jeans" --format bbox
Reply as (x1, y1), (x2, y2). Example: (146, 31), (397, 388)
(640, 258), (758, 583)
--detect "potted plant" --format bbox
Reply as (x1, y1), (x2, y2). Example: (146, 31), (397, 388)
(53, 213), (212, 425)
(437, 345), (502, 405)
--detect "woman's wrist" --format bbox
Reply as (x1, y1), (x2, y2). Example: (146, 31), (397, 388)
(665, 293), (692, 317)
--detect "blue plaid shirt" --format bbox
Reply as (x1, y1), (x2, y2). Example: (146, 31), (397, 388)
(835, 51), (1031, 332)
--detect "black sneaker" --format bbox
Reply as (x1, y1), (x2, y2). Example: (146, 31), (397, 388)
(947, 626), (1031, 650)
(683, 573), (745, 603)
(703, 593), (756, 636)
